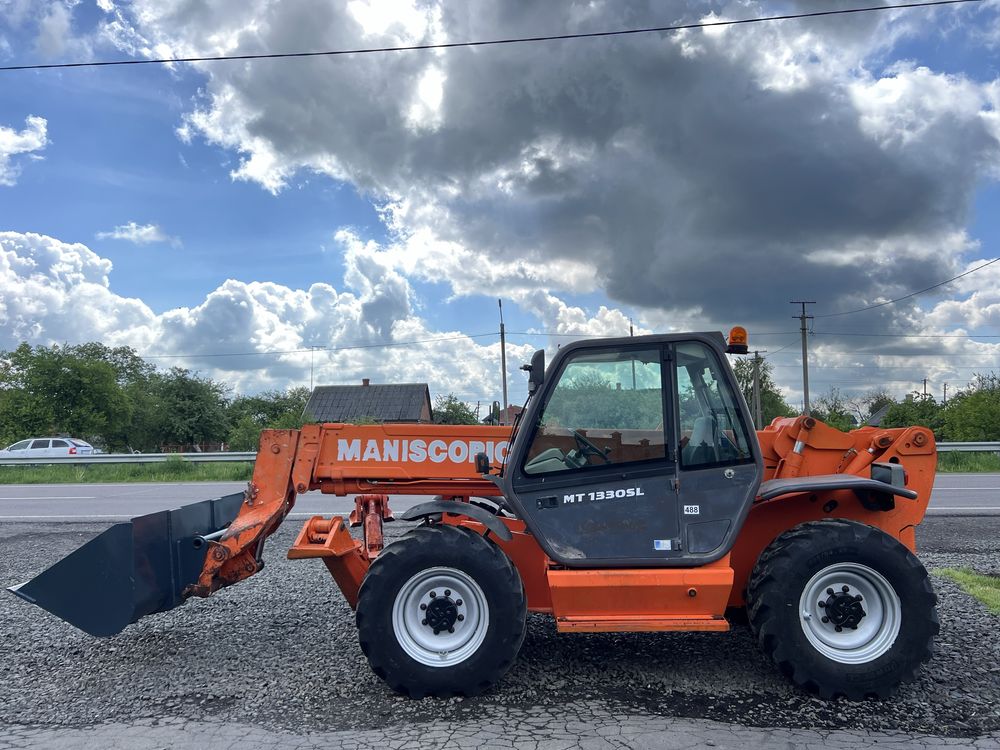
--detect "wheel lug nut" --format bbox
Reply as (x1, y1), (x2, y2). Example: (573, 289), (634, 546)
(842, 585), (850, 593)
(818, 601), (826, 608)
(835, 625), (843, 632)
(821, 616), (829, 623)
(827, 588), (834, 596)
(457, 614), (465, 621)
(456, 599), (463, 606)
(444, 589), (451, 596)
(422, 619), (428, 626)
(855, 595), (862, 601)
(448, 627), (454, 633)
(429, 591), (436, 598)
(420, 603), (427, 610)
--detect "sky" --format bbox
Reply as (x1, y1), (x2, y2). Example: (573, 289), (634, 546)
(1, 0), (999, 414)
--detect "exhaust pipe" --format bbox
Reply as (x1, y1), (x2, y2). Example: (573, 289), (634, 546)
(7, 492), (244, 637)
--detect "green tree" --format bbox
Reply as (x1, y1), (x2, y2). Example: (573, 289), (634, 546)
(433, 394), (479, 425)
(731, 357), (796, 426)
(940, 374), (1000, 442)
(812, 387), (855, 432)
(881, 394), (944, 438)
(0, 343), (131, 448)
(152, 367), (231, 448)
(226, 387), (311, 450)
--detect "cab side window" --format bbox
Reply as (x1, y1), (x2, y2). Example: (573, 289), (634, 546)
(524, 349), (666, 475)
(675, 342), (753, 469)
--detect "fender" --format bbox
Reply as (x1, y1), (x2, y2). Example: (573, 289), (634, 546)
(757, 473), (918, 504)
(399, 499), (514, 542)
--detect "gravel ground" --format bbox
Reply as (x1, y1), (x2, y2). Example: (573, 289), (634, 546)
(0, 516), (998, 738)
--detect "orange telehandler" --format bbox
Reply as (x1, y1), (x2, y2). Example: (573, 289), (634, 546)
(10, 330), (939, 700)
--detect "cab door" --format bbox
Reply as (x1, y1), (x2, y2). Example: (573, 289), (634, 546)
(508, 345), (682, 566)
(671, 341), (761, 561)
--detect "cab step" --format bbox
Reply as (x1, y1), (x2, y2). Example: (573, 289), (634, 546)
(555, 615), (729, 633)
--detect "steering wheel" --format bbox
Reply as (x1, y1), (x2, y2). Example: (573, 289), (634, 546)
(572, 430), (612, 464)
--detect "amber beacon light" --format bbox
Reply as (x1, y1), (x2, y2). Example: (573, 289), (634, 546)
(726, 326), (749, 355)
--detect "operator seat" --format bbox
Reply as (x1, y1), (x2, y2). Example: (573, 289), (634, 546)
(683, 415), (718, 465)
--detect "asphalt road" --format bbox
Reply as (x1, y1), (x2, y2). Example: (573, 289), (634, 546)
(0, 473), (997, 519)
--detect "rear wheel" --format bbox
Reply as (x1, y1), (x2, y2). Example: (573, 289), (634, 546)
(747, 519), (938, 699)
(356, 524), (526, 697)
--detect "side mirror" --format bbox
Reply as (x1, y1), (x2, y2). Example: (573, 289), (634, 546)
(474, 452), (491, 474)
(521, 349), (545, 394)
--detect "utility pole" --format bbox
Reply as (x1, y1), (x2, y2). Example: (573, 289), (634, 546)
(751, 349), (767, 429)
(791, 301), (815, 415)
(629, 317), (636, 390)
(943, 383), (948, 405)
(922, 378), (928, 400)
(308, 345), (322, 391)
(499, 299), (509, 426)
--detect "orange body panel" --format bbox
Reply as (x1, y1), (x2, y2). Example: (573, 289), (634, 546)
(288, 516), (369, 608)
(297, 422), (510, 497)
(204, 416), (934, 630)
(547, 557), (733, 632)
(446, 517), (554, 612)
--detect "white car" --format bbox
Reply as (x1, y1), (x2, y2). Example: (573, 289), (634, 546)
(0, 437), (95, 458)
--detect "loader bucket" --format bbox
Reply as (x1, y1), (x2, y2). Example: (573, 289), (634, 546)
(7, 492), (244, 637)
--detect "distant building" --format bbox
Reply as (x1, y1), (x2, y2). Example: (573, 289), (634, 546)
(304, 379), (433, 423)
(483, 404), (523, 425)
(866, 404), (892, 427)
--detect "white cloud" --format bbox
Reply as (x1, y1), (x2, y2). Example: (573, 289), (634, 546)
(0, 230), (536, 402)
(96, 222), (180, 246)
(93, 0), (1000, 345)
(0, 115), (48, 186)
(3, 229), (1000, 407)
(17, 0), (992, 404)
(34, 1), (73, 57)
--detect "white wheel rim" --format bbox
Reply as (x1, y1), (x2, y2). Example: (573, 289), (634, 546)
(798, 562), (901, 665)
(391, 566), (489, 668)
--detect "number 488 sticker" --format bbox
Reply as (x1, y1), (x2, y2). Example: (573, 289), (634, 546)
(683, 505), (700, 515)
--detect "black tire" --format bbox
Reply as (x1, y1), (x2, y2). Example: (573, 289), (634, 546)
(356, 524), (526, 698)
(747, 519), (938, 700)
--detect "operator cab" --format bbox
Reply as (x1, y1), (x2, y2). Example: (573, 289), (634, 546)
(499, 332), (762, 567)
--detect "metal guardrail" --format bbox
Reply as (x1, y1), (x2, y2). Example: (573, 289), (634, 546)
(0, 452), (257, 466)
(936, 442), (1000, 453)
(1, 443), (998, 466)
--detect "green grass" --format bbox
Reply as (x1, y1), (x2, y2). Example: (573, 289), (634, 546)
(935, 451), (1000, 473)
(0, 457), (254, 484)
(0, 449), (996, 484)
(937, 568), (1000, 615)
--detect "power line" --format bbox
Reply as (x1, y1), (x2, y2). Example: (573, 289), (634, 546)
(138, 332), (497, 360)
(815, 256), (1000, 318)
(507, 329), (802, 339)
(812, 331), (1000, 339)
(0, 1), (979, 72)
(770, 363), (998, 370)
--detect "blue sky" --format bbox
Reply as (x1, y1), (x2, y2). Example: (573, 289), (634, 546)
(1, 0), (999, 406)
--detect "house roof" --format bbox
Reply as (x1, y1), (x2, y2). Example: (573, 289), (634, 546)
(304, 383), (432, 423)
(866, 403), (893, 427)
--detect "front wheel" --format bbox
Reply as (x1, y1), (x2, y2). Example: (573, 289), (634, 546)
(356, 524), (526, 697)
(747, 519), (938, 700)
